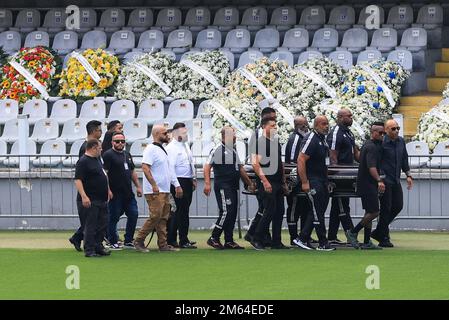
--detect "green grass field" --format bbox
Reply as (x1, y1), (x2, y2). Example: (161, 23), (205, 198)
(1, 230), (449, 300)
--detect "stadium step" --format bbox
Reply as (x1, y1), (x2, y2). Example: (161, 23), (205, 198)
(435, 62), (449, 77)
(397, 92), (442, 138)
(442, 48), (449, 62)
(427, 77), (449, 93)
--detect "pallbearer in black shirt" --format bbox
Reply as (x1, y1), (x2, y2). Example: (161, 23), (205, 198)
(284, 116), (313, 246)
(204, 127), (255, 250)
(346, 122), (385, 250)
(293, 115), (335, 251)
(250, 117), (289, 250)
(326, 108), (360, 245)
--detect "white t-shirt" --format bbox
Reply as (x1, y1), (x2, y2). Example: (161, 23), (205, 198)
(142, 143), (180, 194)
(166, 140), (195, 178)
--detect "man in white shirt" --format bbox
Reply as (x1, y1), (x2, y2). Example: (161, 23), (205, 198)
(166, 123), (198, 249)
(133, 125), (183, 253)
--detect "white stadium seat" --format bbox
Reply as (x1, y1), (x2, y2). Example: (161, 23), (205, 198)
(63, 139), (85, 167)
(59, 118), (87, 144)
(123, 119), (148, 144)
(50, 99), (77, 124)
(0, 140), (7, 165)
(166, 100), (194, 122)
(0, 99), (19, 125)
(22, 99), (48, 125)
(33, 139), (66, 167)
(406, 141), (430, 168)
(3, 140), (37, 167)
(130, 139), (153, 167)
(79, 99), (106, 120)
(107, 100), (136, 122)
(137, 99), (165, 125)
(30, 118), (59, 144)
(429, 141), (449, 169)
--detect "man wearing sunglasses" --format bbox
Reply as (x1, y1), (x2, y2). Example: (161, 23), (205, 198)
(346, 122), (385, 250)
(103, 132), (142, 250)
(371, 119), (413, 248)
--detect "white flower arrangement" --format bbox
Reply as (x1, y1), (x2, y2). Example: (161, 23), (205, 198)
(115, 52), (175, 104)
(171, 50), (230, 100)
(414, 99), (449, 152)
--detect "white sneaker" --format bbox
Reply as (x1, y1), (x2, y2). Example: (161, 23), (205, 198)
(108, 243), (123, 251)
(292, 238), (314, 250)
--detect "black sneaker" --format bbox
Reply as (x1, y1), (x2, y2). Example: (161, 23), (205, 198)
(123, 242), (135, 250)
(69, 237), (82, 252)
(250, 241), (265, 251)
(271, 243), (290, 250)
(224, 242), (245, 249)
(85, 252), (100, 258)
(360, 241), (383, 250)
(378, 240), (394, 248)
(309, 238), (319, 244)
(244, 233), (253, 243)
(168, 242), (180, 248)
(207, 237), (224, 250)
(316, 243), (336, 251)
(345, 230), (360, 249)
(188, 240), (197, 246)
(179, 242), (197, 249)
(96, 248), (111, 256)
(292, 238), (314, 250)
(329, 238), (346, 246)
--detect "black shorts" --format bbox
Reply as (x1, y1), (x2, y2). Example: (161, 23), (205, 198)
(360, 192), (380, 213)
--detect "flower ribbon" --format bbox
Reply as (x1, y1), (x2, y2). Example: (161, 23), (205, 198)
(238, 68), (294, 127)
(71, 51), (101, 84)
(9, 61), (50, 100)
(208, 100), (252, 139)
(130, 62), (172, 96)
(180, 59), (223, 90)
(296, 67), (337, 99)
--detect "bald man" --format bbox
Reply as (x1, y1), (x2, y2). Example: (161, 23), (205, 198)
(133, 125), (183, 253)
(371, 119), (413, 248)
(204, 127), (255, 249)
(326, 108), (359, 245)
(293, 116), (335, 251)
(284, 116), (313, 245)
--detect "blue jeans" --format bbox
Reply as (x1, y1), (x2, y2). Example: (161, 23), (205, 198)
(107, 195), (138, 244)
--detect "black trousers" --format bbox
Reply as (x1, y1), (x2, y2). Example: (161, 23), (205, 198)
(299, 180), (330, 246)
(83, 201), (108, 254)
(254, 183), (285, 246)
(328, 197), (354, 240)
(286, 190), (310, 241)
(211, 186), (238, 243)
(168, 178), (193, 245)
(374, 183), (403, 241)
(247, 192), (271, 241)
(72, 201), (87, 243)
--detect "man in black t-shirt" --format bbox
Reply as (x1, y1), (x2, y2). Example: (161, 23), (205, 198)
(346, 122), (385, 250)
(69, 120), (104, 252)
(74, 139), (112, 257)
(293, 115), (335, 251)
(103, 132), (142, 250)
(204, 127), (255, 249)
(250, 117), (289, 250)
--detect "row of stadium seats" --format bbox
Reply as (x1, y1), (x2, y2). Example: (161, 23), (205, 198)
(0, 98), (204, 126)
(0, 5), (443, 35)
(1, 26), (426, 56)
(1, 136), (449, 169)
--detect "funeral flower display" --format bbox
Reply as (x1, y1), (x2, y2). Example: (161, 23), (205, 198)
(116, 52), (175, 104)
(171, 50), (230, 100)
(0, 46), (60, 104)
(57, 48), (120, 100)
(414, 99), (449, 152)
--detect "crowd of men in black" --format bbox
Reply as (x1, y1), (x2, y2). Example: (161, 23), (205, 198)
(68, 105), (413, 257)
